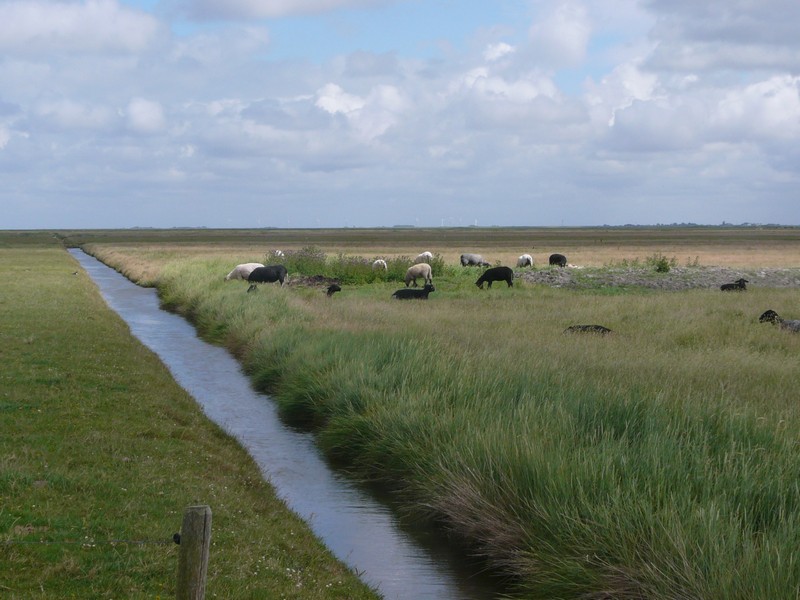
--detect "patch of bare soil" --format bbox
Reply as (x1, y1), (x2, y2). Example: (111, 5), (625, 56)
(518, 266), (800, 291)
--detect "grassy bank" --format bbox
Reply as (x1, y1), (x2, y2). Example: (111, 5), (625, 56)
(0, 232), (378, 599)
(78, 233), (800, 599)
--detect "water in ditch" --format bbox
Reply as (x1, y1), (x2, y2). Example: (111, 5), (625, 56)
(70, 249), (504, 600)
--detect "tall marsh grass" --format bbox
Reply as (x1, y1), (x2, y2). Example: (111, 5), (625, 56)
(101, 251), (800, 598)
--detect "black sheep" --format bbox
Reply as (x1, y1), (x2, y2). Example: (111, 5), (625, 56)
(564, 325), (613, 335)
(247, 264), (288, 292)
(326, 284), (342, 297)
(549, 253), (567, 267)
(475, 266), (514, 289)
(392, 283), (436, 300)
(759, 309), (800, 332)
(720, 278), (748, 291)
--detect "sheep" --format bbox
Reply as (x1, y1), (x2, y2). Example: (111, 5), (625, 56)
(475, 266), (514, 289)
(720, 278), (748, 291)
(246, 264), (288, 292)
(460, 253), (490, 267)
(225, 262), (264, 281)
(326, 284), (342, 297)
(758, 309), (800, 332)
(405, 263), (433, 287)
(549, 253), (567, 267)
(392, 283), (435, 300)
(415, 251), (434, 264)
(516, 254), (533, 268)
(372, 259), (388, 270)
(564, 325), (613, 335)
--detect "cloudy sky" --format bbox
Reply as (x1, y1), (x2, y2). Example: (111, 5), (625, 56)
(2, 0), (799, 229)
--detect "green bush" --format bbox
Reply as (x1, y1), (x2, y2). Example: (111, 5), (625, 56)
(267, 248), (452, 285)
(646, 252), (677, 273)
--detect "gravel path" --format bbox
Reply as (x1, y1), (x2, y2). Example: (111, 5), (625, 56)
(518, 266), (800, 291)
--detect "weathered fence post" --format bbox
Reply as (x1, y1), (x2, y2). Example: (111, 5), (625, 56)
(176, 505), (212, 600)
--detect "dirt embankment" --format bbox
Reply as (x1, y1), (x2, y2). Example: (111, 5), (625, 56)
(519, 266), (800, 291)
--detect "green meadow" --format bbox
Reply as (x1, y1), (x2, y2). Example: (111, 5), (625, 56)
(71, 227), (800, 599)
(0, 232), (378, 599)
(4, 227), (800, 599)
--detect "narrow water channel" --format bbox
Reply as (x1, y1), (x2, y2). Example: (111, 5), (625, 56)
(71, 250), (502, 600)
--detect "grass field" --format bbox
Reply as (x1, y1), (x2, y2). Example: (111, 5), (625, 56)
(6, 226), (800, 599)
(0, 232), (378, 599)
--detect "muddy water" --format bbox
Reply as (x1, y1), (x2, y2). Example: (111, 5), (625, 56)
(71, 250), (502, 600)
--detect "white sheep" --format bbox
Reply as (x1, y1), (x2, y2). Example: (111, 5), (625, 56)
(225, 262), (265, 281)
(516, 254), (533, 268)
(405, 263), (433, 287)
(372, 259), (388, 270)
(415, 251), (434, 263)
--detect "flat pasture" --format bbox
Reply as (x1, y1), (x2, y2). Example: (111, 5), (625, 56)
(54, 226), (800, 599)
(59, 225), (800, 270)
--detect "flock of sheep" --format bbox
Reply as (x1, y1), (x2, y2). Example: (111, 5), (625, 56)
(223, 250), (798, 335)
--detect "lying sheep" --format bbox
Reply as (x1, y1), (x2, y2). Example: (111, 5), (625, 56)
(721, 278), (748, 291)
(415, 251), (433, 263)
(460, 253), (490, 267)
(758, 309), (800, 332)
(475, 266), (514, 289)
(405, 263), (433, 287)
(564, 325), (613, 335)
(516, 254), (533, 268)
(392, 283), (435, 300)
(372, 259), (388, 270)
(549, 253), (567, 267)
(225, 262), (265, 281)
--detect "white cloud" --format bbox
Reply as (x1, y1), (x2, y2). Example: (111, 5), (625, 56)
(125, 98), (166, 134)
(713, 76), (800, 141)
(316, 83), (365, 114)
(528, 1), (591, 67)
(34, 99), (116, 131)
(180, 0), (393, 20)
(314, 83), (407, 141)
(0, 0), (161, 55)
(644, 0), (800, 72)
(483, 43), (515, 62)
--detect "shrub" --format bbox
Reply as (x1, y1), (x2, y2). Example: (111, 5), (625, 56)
(647, 252), (677, 273)
(273, 246), (327, 275)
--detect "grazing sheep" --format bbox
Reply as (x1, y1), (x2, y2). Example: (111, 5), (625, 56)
(392, 283), (436, 300)
(549, 253), (567, 267)
(758, 309), (800, 332)
(564, 325), (613, 335)
(460, 253), (490, 267)
(225, 262), (265, 281)
(246, 264), (288, 292)
(475, 266), (514, 289)
(415, 251), (434, 263)
(720, 278), (748, 291)
(516, 254), (533, 268)
(405, 263), (433, 287)
(372, 259), (388, 270)
(326, 284), (342, 297)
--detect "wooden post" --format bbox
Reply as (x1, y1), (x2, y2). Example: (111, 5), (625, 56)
(176, 505), (212, 600)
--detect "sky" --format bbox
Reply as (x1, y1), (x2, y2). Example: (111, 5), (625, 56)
(2, 0), (799, 229)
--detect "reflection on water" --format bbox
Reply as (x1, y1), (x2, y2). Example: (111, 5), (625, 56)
(71, 250), (501, 600)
